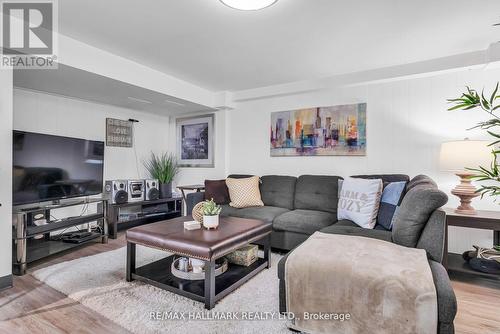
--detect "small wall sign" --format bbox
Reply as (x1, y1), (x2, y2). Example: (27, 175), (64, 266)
(106, 118), (133, 147)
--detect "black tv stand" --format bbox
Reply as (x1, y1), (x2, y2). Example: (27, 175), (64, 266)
(105, 197), (182, 239)
(12, 198), (108, 275)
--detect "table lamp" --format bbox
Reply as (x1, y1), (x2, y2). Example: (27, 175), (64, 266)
(439, 139), (492, 215)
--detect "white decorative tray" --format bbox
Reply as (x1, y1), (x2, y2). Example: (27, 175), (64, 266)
(171, 257), (228, 280)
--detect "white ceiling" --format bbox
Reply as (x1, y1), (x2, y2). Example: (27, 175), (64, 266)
(14, 64), (216, 115)
(58, 0), (500, 91)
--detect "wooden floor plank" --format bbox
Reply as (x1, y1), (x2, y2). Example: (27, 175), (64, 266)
(1, 232), (499, 334)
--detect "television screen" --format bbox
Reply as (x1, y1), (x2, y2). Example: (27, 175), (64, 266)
(13, 131), (105, 206)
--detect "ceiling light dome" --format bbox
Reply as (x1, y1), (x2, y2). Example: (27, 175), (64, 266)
(220, 0), (278, 11)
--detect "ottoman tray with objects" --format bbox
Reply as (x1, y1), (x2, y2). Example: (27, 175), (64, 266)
(125, 216), (272, 309)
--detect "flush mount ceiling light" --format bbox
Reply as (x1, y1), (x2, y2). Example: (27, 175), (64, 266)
(220, 0), (278, 11)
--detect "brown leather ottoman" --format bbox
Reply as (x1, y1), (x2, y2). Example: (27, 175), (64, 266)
(126, 216), (272, 309)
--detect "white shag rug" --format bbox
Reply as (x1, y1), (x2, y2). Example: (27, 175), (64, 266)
(33, 246), (290, 334)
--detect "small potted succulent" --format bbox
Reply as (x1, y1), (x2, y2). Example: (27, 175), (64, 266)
(202, 199), (222, 229)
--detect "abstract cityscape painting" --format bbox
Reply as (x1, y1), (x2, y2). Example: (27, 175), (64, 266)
(270, 103), (366, 156)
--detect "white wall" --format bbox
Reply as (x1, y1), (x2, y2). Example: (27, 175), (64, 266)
(14, 89), (171, 181)
(13, 88), (173, 226)
(227, 67), (500, 253)
(0, 69), (13, 279)
(13, 89), (228, 215)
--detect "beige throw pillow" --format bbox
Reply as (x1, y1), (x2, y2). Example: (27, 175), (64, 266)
(226, 176), (264, 208)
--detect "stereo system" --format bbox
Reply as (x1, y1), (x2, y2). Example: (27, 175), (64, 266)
(145, 179), (160, 201)
(104, 179), (159, 204)
(128, 180), (145, 203)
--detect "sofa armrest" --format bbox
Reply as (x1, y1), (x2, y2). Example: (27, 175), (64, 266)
(186, 192), (205, 214)
(417, 209), (446, 263)
(429, 260), (457, 333)
(277, 250), (292, 313)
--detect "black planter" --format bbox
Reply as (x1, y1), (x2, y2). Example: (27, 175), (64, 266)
(159, 182), (172, 199)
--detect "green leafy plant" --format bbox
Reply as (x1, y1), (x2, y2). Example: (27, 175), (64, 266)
(448, 83), (500, 199)
(143, 152), (179, 184)
(202, 199), (222, 216)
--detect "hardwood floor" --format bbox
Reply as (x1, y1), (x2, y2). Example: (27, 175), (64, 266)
(1, 233), (499, 334)
(0, 234), (130, 334)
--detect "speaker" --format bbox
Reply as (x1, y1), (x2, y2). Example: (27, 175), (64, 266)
(127, 180), (145, 202)
(104, 180), (128, 204)
(145, 179), (160, 201)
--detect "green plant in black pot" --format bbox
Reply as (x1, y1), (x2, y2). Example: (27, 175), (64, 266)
(143, 152), (179, 198)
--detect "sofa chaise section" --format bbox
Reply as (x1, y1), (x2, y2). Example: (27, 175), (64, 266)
(277, 175), (456, 334)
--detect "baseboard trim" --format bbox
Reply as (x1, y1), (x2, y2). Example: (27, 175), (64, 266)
(0, 274), (13, 291)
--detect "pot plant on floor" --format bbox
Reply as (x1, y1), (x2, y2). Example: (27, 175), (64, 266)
(202, 199), (222, 229)
(143, 152), (179, 199)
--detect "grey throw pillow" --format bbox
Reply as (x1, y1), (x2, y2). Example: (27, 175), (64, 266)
(392, 176), (448, 248)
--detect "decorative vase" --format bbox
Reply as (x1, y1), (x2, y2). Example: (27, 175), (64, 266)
(203, 214), (219, 229)
(159, 182), (172, 199)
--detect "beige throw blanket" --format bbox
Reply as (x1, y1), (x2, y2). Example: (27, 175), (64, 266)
(285, 232), (437, 334)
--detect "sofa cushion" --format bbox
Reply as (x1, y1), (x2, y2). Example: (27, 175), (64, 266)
(228, 206), (290, 224)
(319, 225), (392, 242)
(392, 175), (448, 248)
(220, 204), (241, 217)
(273, 209), (336, 235)
(405, 174), (436, 192)
(227, 174), (255, 179)
(351, 174), (410, 184)
(377, 181), (407, 230)
(337, 177), (383, 229)
(334, 219), (359, 227)
(220, 204), (289, 224)
(335, 219), (389, 231)
(204, 179), (230, 204)
(429, 260), (457, 324)
(260, 175), (297, 210)
(226, 176), (264, 208)
(294, 175), (342, 214)
(351, 174), (409, 230)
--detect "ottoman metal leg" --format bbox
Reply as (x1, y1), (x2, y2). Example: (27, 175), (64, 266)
(126, 242), (136, 282)
(264, 234), (271, 269)
(204, 259), (216, 309)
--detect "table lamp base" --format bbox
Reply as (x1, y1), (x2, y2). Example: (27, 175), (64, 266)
(451, 171), (480, 215)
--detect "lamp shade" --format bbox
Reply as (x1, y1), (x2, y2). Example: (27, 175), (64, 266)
(439, 139), (492, 172)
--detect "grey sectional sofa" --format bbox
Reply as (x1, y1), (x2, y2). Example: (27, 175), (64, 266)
(186, 173), (457, 334)
(188, 174), (342, 250)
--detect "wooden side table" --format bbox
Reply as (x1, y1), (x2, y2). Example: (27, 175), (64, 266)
(444, 207), (500, 280)
(177, 184), (205, 215)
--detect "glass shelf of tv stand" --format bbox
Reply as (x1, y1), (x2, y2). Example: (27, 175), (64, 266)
(13, 197), (107, 214)
(12, 197), (109, 275)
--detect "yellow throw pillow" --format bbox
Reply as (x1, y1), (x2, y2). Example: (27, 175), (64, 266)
(226, 176), (264, 208)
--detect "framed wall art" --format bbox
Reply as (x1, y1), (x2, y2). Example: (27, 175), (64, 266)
(176, 114), (214, 167)
(106, 118), (133, 147)
(270, 103), (366, 156)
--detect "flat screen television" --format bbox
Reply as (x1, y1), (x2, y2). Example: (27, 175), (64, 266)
(13, 131), (105, 206)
